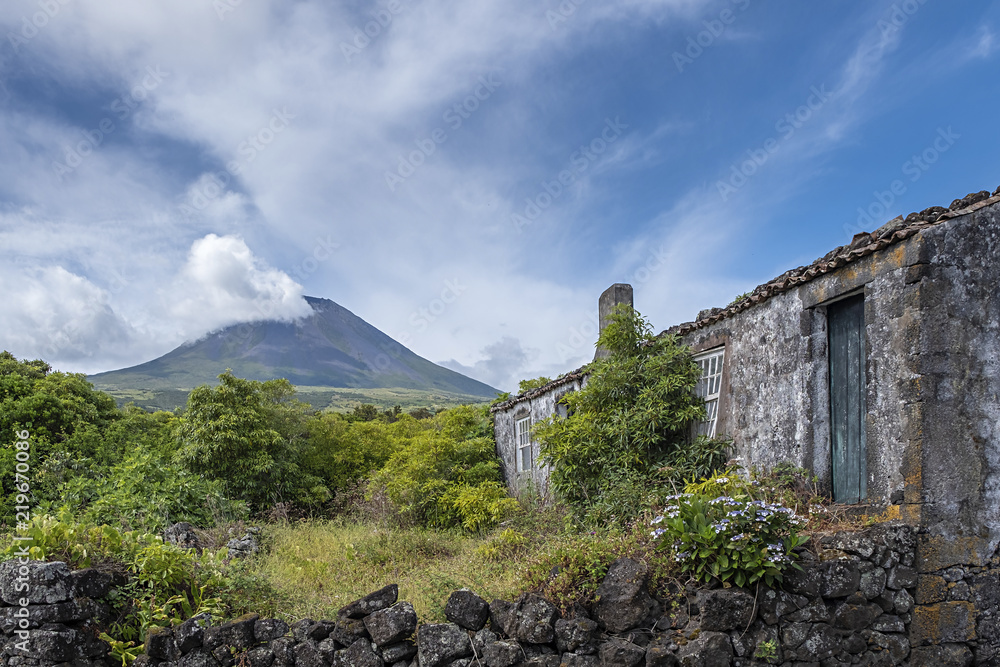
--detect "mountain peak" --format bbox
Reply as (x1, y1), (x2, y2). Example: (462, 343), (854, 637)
(90, 297), (498, 397)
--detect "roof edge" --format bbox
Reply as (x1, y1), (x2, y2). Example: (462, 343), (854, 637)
(490, 367), (588, 413)
(660, 188), (1000, 338)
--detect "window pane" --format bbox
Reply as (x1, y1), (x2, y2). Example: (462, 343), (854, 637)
(692, 347), (725, 438)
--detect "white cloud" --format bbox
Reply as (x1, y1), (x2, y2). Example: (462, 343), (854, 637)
(440, 336), (538, 392)
(0, 265), (137, 369)
(166, 234), (312, 337)
(968, 25), (996, 60)
(3, 0), (977, 391)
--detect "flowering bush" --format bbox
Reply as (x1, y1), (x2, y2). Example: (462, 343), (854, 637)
(652, 484), (808, 587)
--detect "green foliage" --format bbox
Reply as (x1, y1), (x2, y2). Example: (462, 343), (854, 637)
(304, 412), (405, 492)
(348, 403), (380, 422)
(408, 407), (435, 420)
(475, 527), (529, 561)
(521, 524), (671, 611)
(50, 448), (246, 533)
(0, 352), (123, 523)
(517, 376), (552, 393)
(1, 511), (238, 647)
(100, 632), (142, 667)
(175, 372), (319, 510)
(755, 639), (778, 660)
(652, 471), (809, 587)
(534, 306), (727, 524)
(370, 406), (517, 532)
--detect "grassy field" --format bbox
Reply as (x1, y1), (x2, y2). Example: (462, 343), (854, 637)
(245, 521), (526, 622)
(96, 385), (494, 413)
(227, 508), (665, 624)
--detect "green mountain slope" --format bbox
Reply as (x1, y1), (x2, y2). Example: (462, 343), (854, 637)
(89, 296), (498, 399)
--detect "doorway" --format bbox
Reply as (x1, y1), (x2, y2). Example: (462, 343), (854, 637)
(828, 294), (867, 503)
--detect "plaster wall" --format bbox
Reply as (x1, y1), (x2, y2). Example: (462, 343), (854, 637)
(493, 377), (583, 495)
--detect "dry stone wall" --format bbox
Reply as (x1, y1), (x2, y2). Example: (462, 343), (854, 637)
(2, 523), (998, 667)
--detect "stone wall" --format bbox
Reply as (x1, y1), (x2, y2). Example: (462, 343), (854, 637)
(4, 523), (1000, 667)
(677, 198), (1000, 560)
(0, 560), (118, 666)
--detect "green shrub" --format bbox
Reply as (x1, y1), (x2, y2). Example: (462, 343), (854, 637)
(0, 511), (250, 650)
(476, 527), (528, 561)
(49, 449), (246, 533)
(368, 406), (516, 532)
(652, 472), (808, 587)
(442, 481), (520, 532)
(176, 372), (323, 510)
(522, 526), (670, 611)
(534, 305), (729, 525)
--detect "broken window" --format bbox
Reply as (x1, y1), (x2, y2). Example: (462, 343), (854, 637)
(515, 416), (533, 472)
(693, 346), (725, 438)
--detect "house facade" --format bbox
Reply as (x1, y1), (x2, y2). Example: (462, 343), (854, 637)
(493, 186), (1000, 571)
(491, 369), (586, 496)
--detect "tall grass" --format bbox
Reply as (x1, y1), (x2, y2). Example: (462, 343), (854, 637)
(248, 518), (535, 622)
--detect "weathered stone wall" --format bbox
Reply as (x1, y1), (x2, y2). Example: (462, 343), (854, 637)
(493, 375), (583, 496)
(678, 229), (937, 508)
(7, 523), (1000, 667)
(678, 288), (831, 493)
(0, 560), (118, 666)
(901, 202), (1000, 571)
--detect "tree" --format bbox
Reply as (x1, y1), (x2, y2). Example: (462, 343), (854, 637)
(368, 405), (517, 531)
(0, 352), (121, 522)
(534, 305), (728, 523)
(175, 371), (317, 510)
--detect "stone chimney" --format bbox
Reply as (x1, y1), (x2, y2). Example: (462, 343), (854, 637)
(595, 283), (633, 360)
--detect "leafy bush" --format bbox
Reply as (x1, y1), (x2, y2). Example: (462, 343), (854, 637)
(517, 376), (552, 392)
(652, 471), (808, 587)
(369, 406), (517, 532)
(51, 448), (246, 533)
(475, 527), (528, 561)
(0, 511), (270, 651)
(521, 525), (672, 611)
(176, 372), (324, 510)
(534, 305), (729, 524)
(304, 412), (412, 493)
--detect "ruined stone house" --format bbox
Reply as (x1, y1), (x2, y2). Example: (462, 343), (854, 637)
(493, 186), (1000, 573)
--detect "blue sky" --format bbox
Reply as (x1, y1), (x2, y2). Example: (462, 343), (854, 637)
(1, 0), (998, 392)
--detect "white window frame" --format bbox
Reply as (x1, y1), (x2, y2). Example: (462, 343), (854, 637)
(693, 346), (725, 438)
(515, 416), (533, 472)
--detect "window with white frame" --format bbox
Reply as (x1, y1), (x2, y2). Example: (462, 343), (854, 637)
(515, 416), (533, 472)
(693, 347), (725, 438)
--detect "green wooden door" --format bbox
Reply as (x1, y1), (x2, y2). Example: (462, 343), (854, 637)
(829, 295), (866, 503)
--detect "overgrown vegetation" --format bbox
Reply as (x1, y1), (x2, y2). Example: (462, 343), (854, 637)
(534, 305), (730, 525)
(653, 475), (808, 587)
(0, 352), (509, 532)
(0, 337), (850, 656)
(0, 510), (236, 653)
